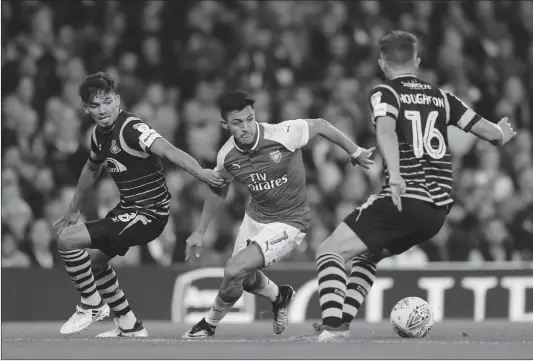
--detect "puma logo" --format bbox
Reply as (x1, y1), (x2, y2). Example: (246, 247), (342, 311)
(231, 160), (242, 169)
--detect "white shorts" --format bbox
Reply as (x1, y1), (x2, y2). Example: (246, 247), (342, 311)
(232, 213), (306, 267)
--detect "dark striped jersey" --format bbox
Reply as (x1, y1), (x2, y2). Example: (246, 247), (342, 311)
(89, 110), (171, 218)
(368, 75), (482, 207)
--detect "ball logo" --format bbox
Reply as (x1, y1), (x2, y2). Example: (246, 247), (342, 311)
(405, 312), (424, 329)
(171, 268), (255, 324)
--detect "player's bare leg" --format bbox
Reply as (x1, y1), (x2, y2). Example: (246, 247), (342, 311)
(242, 270), (279, 303)
(231, 217), (293, 333)
(243, 270), (294, 334)
(184, 243), (293, 338)
(183, 244), (262, 339)
(57, 224), (110, 335)
(87, 249), (147, 338)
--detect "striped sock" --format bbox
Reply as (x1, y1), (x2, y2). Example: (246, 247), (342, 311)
(316, 252), (347, 328)
(59, 249), (101, 306)
(342, 255), (377, 324)
(94, 264), (136, 329)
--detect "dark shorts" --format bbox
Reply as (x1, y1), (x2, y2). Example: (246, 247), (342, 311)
(85, 208), (168, 258)
(344, 196), (448, 256)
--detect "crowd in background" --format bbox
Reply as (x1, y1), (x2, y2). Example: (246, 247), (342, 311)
(2, 0), (533, 268)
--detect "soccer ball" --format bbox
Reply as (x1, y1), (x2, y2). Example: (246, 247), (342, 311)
(390, 297), (434, 338)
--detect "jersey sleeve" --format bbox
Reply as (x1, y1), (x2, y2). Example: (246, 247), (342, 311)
(122, 118), (163, 152)
(213, 149), (233, 183)
(444, 91), (482, 132)
(368, 85), (400, 124)
(89, 126), (105, 164)
(272, 119), (310, 151)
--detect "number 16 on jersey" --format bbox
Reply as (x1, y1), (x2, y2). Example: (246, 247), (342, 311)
(405, 110), (446, 160)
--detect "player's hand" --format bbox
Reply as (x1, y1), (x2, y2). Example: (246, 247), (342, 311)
(53, 208), (81, 235)
(185, 231), (204, 260)
(351, 147), (376, 169)
(494, 117), (517, 146)
(389, 174), (406, 212)
(199, 169), (225, 188)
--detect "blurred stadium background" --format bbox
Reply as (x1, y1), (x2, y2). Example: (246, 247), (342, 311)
(2, 0), (532, 268)
(1, 0), (533, 330)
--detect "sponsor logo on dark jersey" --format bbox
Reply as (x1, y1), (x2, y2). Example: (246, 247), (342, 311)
(106, 158), (127, 173)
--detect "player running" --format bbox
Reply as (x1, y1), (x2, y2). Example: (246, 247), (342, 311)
(54, 72), (224, 337)
(299, 30), (517, 342)
(182, 90), (375, 338)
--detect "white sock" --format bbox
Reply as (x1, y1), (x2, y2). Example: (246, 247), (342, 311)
(205, 295), (239, 327)
(81, 293), (102, 307)
(118, 310), (137, 330)
(253, 277), (279, 303)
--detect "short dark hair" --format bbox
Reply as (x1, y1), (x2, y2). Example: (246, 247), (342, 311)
(217, 90), (255, 121)
(378, 30), (418, 66)
(78, 72), (117, 104)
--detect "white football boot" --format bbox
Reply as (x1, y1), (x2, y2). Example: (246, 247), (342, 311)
(316, 327), (348, 342)
(96, 318), (148, 338)
(289, 324), (349, 342)
(313, 322), (351, 338)
(60, 303), (110, 335)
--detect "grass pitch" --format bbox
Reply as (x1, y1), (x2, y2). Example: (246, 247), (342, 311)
(2, 320), (533, 359)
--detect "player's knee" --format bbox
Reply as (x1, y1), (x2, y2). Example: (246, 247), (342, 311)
(224, 260), (247, 282)
(57, 227), (76, 251)
(358, 250), (386, 264)
(242, 272), (258, 292)
(91, 262), (107, 273)
(87, 249), (111, 271)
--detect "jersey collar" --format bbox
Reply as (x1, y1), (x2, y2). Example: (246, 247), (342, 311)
(392, 73), (418, 79)
(233, 122), (261, 153)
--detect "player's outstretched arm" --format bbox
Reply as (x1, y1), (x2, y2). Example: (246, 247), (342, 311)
(376, 116), (406, 211)
(185, 184), (230, 260)
(469, 117), (517, 146)
(305, 118), (375, 169)
(150, 138), (224, 188)
(54, 159), (103, 233)
(444, 91), (516, 146)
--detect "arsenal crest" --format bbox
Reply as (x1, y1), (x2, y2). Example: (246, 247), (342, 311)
(269, 150), (282, 163)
